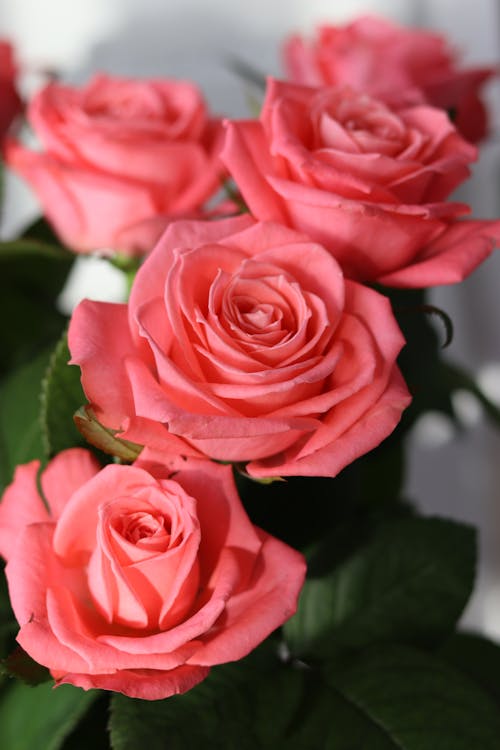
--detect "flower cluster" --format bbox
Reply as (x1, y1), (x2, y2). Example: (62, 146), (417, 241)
(0, 13), (498, 706)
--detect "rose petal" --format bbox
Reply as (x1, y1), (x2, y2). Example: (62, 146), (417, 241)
(56, 663), (210, 700)
(377, 219), (500, 287)
(189, 530), (306, 664)
(0, 462), (48, 559)
(41, 448), (100, 520)
(69, 300), (139, 429)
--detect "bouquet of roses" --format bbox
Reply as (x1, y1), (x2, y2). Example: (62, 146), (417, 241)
(1, 14), (500, 748)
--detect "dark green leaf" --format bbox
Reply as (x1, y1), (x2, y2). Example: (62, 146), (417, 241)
(0, 645), (51, 685)
(0, 349), (50, 491)
(323, 645), (500, 750)
(40, 333), (87, 457)
(109, 645), (302, 750)
(61, 694), (111, 750)
(237, 436), (410, 558)
(385, 288), (455, 430)
(0, 238), (71, 261)
(21, 217), (64, 247)
(0, 236), (73, 374)
(285, 672), (396, 750)
(384, 288), (500, 433)
(439, 631), (500, 705)
(284, 518), (475, 657)
(0, 681), (97, 750)
(0, 564), (16, 663)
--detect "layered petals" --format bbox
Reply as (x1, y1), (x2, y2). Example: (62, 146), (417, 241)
(282, 15), (495, 143)
(221, 79), (498, 287)
(69, 217), (410, 477)
(0, 451), (305, 699)
(6, 75), (223, 255)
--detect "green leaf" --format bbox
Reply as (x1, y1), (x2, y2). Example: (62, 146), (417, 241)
(322, 645), (500, 750)
(109, 645), (302, 750)
(0, 681), (97, 750)
(1, 645), (51, 686)
(285, 673), (398, 749)
(439, 631), (500, 705)
(0, 564), (17, 663)
(0, 238), (71, 261)
(0, 349), (50, 491)
(0, 235), (73, 375)
(40, 333), (87, 457)
(60, 694), (111, 750)
(20, 217), (64, 247)
(284, 517), (475, 657)
(386, 288), (455, 431)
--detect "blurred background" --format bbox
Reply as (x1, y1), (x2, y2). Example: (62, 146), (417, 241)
(1, 0), (499, 636)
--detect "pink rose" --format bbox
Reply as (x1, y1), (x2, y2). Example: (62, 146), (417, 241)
(0, 448), (305, 699)
(6, 75), (223, 255)
(0, 40), (21, 143)
(283, 15), (495, 143)
(221, 79), (500, 287)
(68, 216), (410, 478)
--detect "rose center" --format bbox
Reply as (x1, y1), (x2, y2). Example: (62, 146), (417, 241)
(117, 511), (171, 547)
(236, 298), (279, 330)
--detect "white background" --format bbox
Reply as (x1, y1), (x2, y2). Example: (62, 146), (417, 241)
(1, 0), (500, 636)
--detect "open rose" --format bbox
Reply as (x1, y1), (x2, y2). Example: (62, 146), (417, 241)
(221, 79), (500, 287)
(283, 15), (495, 143)
(0, 448), (305, 699)
(68, 215), (410, 478)
(0, 40), (21, 144)
(7, 75), (223, 255)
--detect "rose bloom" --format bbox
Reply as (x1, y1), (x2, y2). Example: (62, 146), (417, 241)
(283, 15), (495, 143)
(7, 74), (223, 255)
(0, 448), (305, 699)
(222, 79), (500, 288)
(0, 40), (21, 143)
(68, 215), (410, 479)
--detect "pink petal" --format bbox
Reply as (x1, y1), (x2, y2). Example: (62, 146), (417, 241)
(221, 120), (288, 223)
(129, 214), (254, 327)
(0, 461), (49, 560)
(56, 664), (210, 700)
(247, 367), (410, 477)
(173, 462), (262, 575)
(68, 300), (137, 429)
(377, 219), (500, 287)
(53, 464), (160, 561)
(41, 449), (100, 520)
(98, 547), (240, 655)
(190, 530), (306, 665)
(46, 587), (199, 671)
